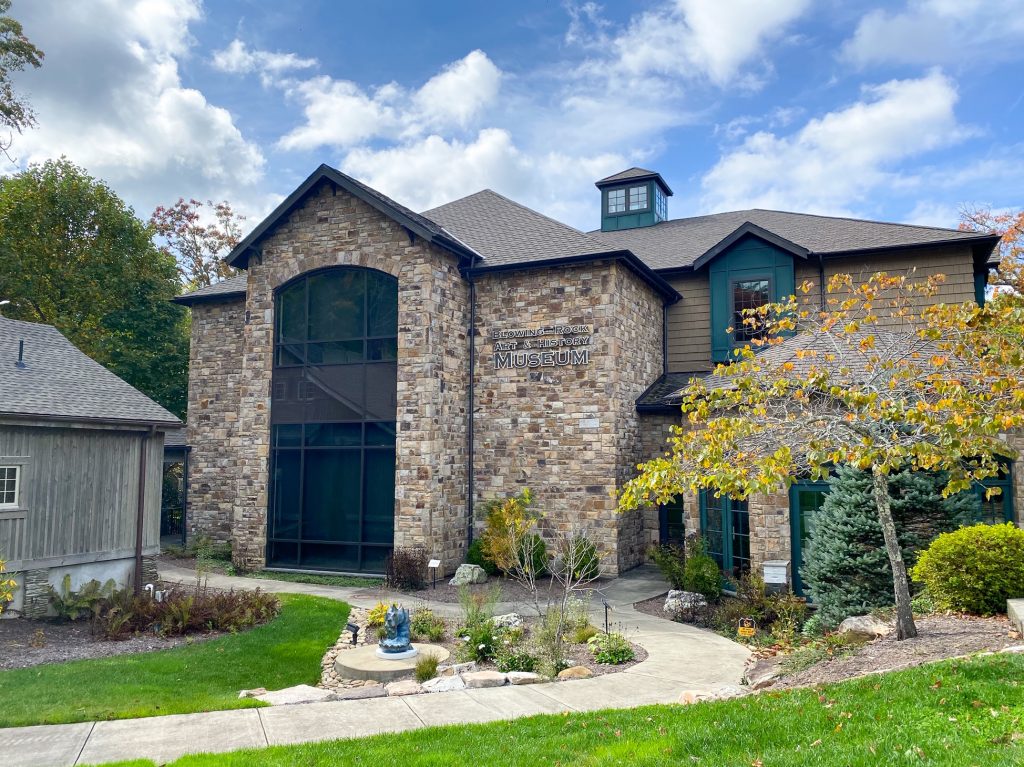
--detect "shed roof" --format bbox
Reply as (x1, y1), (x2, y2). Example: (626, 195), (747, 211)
(172, 274), (248, 306)
(0, 316), (181, 426)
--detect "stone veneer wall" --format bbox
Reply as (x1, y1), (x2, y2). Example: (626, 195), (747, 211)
(231, 180), (470, 572)
(472, 261), (663, 576)
(185, 298), (245, 546)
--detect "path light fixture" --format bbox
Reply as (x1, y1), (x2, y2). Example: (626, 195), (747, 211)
(603, 600), (610, 634)
(346, 621), (360, 646)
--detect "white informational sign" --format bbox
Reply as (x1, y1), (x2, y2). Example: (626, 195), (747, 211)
(428, 559), (441, 569)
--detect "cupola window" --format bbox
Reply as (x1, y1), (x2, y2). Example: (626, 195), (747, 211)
(607, 188), (626, 213)
(628, 185), (648, 211)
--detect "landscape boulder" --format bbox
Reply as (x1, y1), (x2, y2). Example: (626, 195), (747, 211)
(557, 666), (593, 680)
(254, 684), (338, 705)
(507, 671), (543, 685)
(492, 612), (523, 629)
(664, 590), (707, 615)
(422, 674), (467, 693)
(335, 685), (388, 701)
(837, 614), (892, 640)
(743, 658), (781, 690)
(385, 680), (422, 697)
(463, 670), (507, 688)
(450, 564), (488, 586)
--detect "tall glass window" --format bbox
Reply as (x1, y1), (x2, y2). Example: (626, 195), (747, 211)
(700, 491), (750, 580)
(268, 267), (398, 573)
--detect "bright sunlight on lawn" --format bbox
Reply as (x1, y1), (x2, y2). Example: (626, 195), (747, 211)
(86, 652), (1023, 767)
(0, 594), (348, 727)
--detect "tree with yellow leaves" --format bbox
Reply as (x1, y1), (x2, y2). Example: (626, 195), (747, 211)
(619, 272), (1024, 640)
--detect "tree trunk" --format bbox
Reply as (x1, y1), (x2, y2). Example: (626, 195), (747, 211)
(871, 466), (917, 640)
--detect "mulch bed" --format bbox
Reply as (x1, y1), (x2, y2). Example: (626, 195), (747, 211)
(772, 614), (1017, 689)
(0, 617), (223, 670)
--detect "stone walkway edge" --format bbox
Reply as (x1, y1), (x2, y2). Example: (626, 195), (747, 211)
(0, 564), (750, 767)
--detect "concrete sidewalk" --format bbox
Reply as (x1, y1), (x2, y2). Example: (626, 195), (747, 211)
(0, 565), (750, 767)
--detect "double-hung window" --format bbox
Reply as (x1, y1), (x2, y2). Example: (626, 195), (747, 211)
(730, 277), (772, 346)
(0, 466), (20, 508)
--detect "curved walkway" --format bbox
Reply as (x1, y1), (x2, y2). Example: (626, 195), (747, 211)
(0, 564), (749, 767)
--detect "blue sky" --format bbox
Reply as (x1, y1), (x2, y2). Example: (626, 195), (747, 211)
(6, 0), (1023, 233)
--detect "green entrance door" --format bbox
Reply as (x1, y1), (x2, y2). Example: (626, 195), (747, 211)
(789, 481), (829, 597)
(700, 492), (750, 579)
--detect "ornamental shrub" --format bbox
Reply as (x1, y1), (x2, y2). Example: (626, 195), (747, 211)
(649, 543), (686, 590)
(682, 537), (721, 599)
(0, 557), (16, 613)
(385, 546), (428, 590)
(367, 601), (389, 628)
(414, 653), (439, 682)
(410, 608), (446, 642)
(466, 538), (499, 576)
(587, 631), (635, 664)
(801, 466), (979, 627)
(911, 523), (1024, 616)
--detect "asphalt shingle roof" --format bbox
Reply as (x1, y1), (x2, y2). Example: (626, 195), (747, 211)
(0, 316), (181, 426)
(173, 274), (248, 305)
(589, 209), (992, 272)
(423, 189), (617, 267)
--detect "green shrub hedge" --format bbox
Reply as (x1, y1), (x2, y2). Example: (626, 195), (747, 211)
(910, 523), (1024, 616)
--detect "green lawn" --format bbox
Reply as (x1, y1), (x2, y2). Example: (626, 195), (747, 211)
(0, 594), (348, 727)
(90, 653), (1023, 767)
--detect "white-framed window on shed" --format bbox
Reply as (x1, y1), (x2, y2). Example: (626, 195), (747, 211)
(0, 465), (19, 508)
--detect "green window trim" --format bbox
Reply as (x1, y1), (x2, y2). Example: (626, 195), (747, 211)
(699, 490), (750, 580)
(709, 236), (795, 363)
(789, 480), (830, 597)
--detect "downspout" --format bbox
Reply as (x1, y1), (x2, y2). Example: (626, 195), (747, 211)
(662, 302), (669, 375)
(466, 274), (477, 549)
(134, 426), (155, 594)
(817, 253), (826, 311)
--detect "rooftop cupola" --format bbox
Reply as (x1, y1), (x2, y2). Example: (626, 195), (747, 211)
(595, 167), (672, 232)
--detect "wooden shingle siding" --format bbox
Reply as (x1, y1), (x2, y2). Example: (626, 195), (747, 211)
(0, 423), (161, 571)
(665, 272), (713, 372)
(795, 244), (978, 319)
(665, 243), (978, 373)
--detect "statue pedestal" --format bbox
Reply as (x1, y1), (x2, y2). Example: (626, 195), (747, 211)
(375, 646), (419, 660)
(334, 644), (450, 682)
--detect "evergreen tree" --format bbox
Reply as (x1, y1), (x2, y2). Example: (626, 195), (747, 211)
(801, 466), (979, 627)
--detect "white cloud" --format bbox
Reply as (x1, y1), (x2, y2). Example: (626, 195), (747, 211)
(841, 0), (1024, 68)
(6, 0), (266, 219)
(573, 0), (811, 90)
(211, 39), (317, 85)
(701, 70), (968, 214)
(342, 128), (625, 228)
(277, 50), (501, 151)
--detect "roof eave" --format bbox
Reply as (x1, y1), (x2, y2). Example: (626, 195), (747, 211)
(691, 222), (810, 271)
(0, 411), (183, 429)
(226, 165), (479, 269)
(594, 173), (674, 197)
(171, 289), (247, 307)
(816, 233), (1002, 263)
(464, 250), (681, 304)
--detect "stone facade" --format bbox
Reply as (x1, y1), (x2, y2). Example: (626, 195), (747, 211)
(230, 180), (469, 571)
(472, 261), (664, 575)
(186, 299), (245, 546)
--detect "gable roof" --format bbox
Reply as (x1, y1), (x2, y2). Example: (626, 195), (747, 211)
(173, 274), (248, 306)
(590, 208), (999, 272)
(225, 164), (481, 270)
(0, 316), (181, 426)
(424, 189), (679, 301)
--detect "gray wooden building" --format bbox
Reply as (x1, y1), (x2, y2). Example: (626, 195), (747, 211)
(0, 316), (180, 617)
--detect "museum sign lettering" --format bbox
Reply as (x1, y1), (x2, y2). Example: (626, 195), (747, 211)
(491, 324), (593, 369)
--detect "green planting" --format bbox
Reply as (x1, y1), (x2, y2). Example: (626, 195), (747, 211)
(89, 653), (1024, 766)
(0, 594), (348, 727)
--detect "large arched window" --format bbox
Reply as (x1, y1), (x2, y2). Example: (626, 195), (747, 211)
(267, 267), (398, 573)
